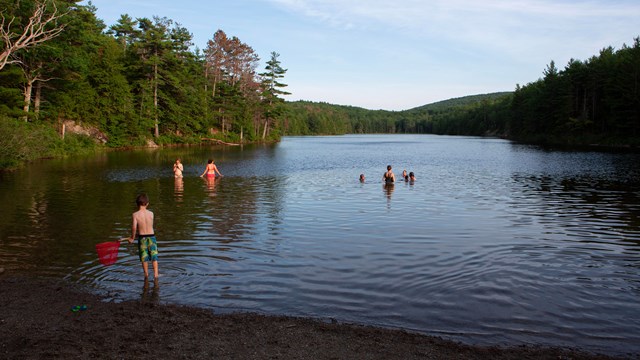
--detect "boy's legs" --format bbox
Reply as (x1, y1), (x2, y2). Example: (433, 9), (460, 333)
(141, 261), (149, 278)
(138, 236), (158, 278)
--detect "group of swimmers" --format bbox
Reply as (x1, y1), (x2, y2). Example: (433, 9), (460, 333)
(172, 158), (223, 178)
(359, 165), (416, 184)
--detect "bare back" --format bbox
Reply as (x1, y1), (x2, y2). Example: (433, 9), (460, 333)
(132, 208), (154, 236)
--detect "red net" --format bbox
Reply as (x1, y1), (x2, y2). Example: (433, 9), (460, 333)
(95, 241), (121, 266)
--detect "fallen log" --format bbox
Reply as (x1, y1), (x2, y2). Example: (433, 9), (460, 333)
(201, 138), (241, 146)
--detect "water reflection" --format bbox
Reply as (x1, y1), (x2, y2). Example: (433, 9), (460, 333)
(383, 183), (394, 205)
(510, 173), (640, 254)
(141, 278), (160, 304)
(203, 176), (218, 196)
(2, 135), (640, 356)
(174, 177), (183, 202)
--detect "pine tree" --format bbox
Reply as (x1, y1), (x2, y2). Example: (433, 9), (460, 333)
(259, 51), (289, 139)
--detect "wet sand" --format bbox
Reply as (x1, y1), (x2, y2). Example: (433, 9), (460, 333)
(0, 274), (625, 359)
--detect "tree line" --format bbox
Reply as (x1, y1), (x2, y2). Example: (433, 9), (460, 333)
(1, 1), (638, 168)
(285, 38), (640, 148)
(0, 0), (289, 159)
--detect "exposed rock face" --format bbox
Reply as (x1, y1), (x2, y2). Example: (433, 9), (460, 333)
(145, 138), (159, 147)
(61, 120), (108, 144)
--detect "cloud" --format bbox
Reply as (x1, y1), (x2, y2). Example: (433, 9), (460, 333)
(265, 0), (640, 109)
(267, 0), (640, 60)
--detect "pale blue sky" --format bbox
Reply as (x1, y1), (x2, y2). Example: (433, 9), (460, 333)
(83, 0), (639, 110)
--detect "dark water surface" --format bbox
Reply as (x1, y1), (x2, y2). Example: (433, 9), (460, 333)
(1, 135), (639, 355)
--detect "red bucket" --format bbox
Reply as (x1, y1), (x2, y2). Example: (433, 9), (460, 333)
(96, 241), (121, 266)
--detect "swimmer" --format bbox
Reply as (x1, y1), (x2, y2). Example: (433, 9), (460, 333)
(200, 159), (223, 178)
(382, 165), (395, 184)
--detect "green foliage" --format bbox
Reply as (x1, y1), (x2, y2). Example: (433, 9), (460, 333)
(2, 0), (638, 160)
(0, 117), (56, 168)
(285, 37), (640, 149)
(50, 132), (98, 155)
(0, 117), (95, 169)
(285, 93), (513, 137)
(408, 92), (513, 113)
(507, 37), (640, 146)
(1, 1), (291, 159)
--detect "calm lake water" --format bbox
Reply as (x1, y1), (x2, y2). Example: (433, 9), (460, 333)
(1, 134), (639, 356)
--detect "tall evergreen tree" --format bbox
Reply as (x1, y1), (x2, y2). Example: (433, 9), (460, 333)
(108, 14), (138, 52)
(259, 51), (289, 139)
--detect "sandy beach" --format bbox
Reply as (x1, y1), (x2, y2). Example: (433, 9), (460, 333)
(0, 273), (626, 359)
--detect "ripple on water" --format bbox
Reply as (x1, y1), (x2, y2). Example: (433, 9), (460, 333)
(2, 135), (640, 356)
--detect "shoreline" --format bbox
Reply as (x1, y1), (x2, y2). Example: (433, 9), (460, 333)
(0, 274), (625, 359)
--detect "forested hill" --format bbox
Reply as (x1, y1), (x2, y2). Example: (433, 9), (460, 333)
(285, 92), (515, 135)
(286, 35), (640, 148)
(406, 92), (513, 113)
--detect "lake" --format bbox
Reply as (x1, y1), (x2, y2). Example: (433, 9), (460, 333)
(1, 134), (639, 356)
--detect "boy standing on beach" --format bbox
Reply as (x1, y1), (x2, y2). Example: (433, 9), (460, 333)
(128, 193), (159, 279)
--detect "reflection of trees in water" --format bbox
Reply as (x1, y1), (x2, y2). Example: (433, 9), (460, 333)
(0, 145), (287, 272)
(510, 174), (640, 249)
(0, 160), (145, 271)
(204, 177), (284, 242)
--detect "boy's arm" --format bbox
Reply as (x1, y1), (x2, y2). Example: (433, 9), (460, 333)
(129, 214), (137, 244)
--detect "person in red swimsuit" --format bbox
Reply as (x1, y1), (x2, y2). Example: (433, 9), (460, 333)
(200, 159), (223, 178)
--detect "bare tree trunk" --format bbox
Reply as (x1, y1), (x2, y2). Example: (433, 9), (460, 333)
(139, 88), (144, 119)
(59, 114), (64, 139)
(204, 68), (208, 120)
(22, 79), (34, 121)
(153, 63), (159, 138)
(262, 119), (268, 140)
(34, 81), (42, 115)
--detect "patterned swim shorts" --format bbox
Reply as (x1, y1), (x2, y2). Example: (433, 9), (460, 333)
(137, 236), (158, 262)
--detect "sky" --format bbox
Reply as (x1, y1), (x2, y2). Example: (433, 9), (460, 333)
(82, 0), (640, 111)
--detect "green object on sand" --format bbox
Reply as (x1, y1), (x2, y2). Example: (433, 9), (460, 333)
(71, 305), (88, 312)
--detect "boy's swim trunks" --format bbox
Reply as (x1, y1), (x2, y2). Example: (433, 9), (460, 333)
(137, 235), (158, 262)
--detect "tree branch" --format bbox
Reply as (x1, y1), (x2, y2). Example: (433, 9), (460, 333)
(0, 0), (66, 71)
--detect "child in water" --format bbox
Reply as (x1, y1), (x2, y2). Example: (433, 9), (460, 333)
(128, 193), (159, 279)
(173, 158), (183, 178)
